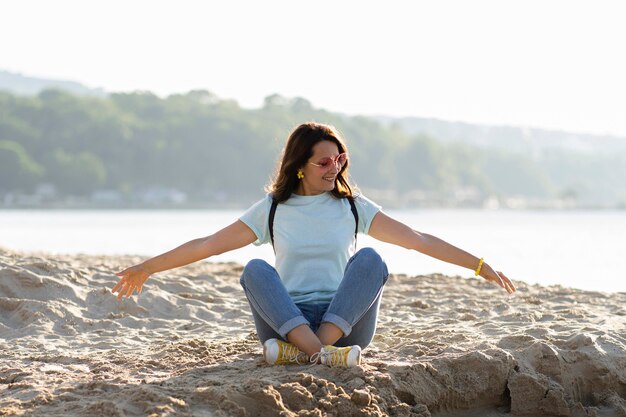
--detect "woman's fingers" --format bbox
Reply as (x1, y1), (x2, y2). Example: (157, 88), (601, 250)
(498, 271), (515, 294)
(484, 267), (503, 288)
(111, 276), (127, 294)
(117, 284), (134, 300)
(115, 281), (128, 300)
(496, 271), (516, 294)
(504, 275), (516, 294)
(112, 277), (134, 300)
(112, 267), (130, 294)
(482, 267), (516, 294)
(124, 282), (134, 298)
(112, 265), (149, 300)
(495, 276), (506, 291)
(488, 271), (502, 286)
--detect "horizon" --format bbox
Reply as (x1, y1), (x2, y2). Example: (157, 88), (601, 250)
(3, 0), (626, 137)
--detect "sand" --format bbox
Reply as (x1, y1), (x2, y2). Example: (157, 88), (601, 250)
(0, 247), (624, 417)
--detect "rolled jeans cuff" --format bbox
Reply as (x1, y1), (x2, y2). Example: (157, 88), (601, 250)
(321, 313), (352, 337)
(278, 315), (310, 340)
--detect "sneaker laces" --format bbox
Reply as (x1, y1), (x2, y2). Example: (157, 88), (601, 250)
(309, 346), (348, 367)
(282, 343), (308, 365)
(309, 351), (321, 365)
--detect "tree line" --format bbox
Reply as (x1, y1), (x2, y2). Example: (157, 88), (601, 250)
(1, 89), (624, 208)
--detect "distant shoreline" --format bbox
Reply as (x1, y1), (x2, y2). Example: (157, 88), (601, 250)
(2, 202), (626, 211)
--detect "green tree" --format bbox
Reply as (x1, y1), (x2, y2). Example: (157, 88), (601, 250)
(0, 140), (44, 191)
(46, 149), (106, 194)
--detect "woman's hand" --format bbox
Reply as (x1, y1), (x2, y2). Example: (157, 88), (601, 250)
(480, 263), (516, 294)
(112, 264), (151, 300)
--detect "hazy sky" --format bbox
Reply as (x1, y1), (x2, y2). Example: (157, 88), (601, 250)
(3, 0), (625, 136)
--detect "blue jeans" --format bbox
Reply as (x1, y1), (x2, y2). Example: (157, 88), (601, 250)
(239, 247), (389, 349)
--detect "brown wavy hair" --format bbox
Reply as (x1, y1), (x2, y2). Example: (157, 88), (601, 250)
(267, 122), (354, 203)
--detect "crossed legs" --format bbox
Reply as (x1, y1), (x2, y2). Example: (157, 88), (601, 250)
(240, 248), (389, 357)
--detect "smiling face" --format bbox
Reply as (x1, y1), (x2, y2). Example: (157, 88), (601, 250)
(269, 122), (354, 203)
(295, 140), (343, 196)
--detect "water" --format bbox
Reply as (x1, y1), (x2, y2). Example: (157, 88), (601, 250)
(1, 209), (623, 293)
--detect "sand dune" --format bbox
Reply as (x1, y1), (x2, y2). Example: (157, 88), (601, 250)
(1, 247), (625, 416)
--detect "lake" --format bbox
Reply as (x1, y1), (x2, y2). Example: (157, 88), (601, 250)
(1, 209), (623, 293)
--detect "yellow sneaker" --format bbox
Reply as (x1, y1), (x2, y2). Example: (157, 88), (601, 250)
(263, 338), (309, 365)
(311, 345), (361, 367)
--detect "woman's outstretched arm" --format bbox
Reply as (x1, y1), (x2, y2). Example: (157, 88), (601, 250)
(368, 211), (516, 294)
(112, 220), (257, 299)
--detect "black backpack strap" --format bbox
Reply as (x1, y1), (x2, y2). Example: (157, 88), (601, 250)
(269, 198), (278, 252)
(348, 196), (359, 250)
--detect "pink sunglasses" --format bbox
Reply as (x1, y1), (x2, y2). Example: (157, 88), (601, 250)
(309, 153), (348, 169)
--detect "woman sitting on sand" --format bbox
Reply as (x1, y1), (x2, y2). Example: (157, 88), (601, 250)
(112, 122), (516, 368)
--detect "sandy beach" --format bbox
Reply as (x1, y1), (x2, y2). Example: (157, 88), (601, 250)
(0, 247), (624, 417)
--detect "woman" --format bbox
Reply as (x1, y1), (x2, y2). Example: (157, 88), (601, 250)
(112, 122), (516, 368)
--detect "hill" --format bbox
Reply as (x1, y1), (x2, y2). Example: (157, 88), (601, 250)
(0, 70), (106, 97)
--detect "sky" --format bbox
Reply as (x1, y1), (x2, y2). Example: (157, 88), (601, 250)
(2, 0), (626, 137)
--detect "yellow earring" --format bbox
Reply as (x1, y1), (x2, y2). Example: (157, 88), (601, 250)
(297, 170), (304, 180)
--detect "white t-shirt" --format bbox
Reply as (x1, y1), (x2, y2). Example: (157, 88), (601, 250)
(239, 192), (381, 304)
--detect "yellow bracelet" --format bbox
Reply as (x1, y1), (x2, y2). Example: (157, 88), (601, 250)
(474, 258), (484, 276)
